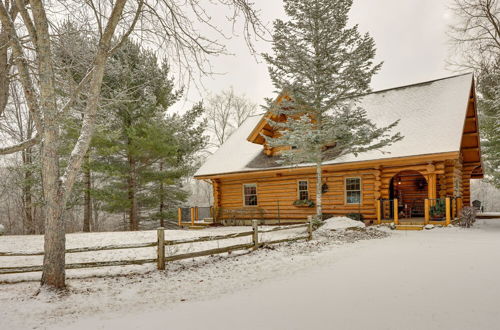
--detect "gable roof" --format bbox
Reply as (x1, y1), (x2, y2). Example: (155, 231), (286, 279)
(195, 73), (476, 178)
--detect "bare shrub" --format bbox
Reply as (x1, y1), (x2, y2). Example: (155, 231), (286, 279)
(460, 206), (477, 228)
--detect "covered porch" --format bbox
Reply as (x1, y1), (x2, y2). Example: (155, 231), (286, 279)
(375, 170), (463, 229)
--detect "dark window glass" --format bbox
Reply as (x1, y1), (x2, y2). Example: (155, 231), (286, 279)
(298, 180), (309, 200)
(244, 184), (257, 206)
(346, 178), (361, 204)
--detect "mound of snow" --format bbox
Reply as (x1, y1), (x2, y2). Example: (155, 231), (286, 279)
(320, 217), (365, 231)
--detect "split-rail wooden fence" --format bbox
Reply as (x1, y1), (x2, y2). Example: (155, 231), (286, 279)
(0, 220), (313, 275)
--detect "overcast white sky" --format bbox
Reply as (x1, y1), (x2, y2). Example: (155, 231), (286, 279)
(174, 0), (456, 112)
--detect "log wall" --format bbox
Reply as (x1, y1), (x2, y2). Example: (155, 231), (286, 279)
(210, 156), (471, 223)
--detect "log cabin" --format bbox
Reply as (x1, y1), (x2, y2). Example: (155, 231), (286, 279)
(194, 73), (483, 226)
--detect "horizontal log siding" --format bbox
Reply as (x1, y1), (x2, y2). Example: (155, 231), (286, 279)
(218, 170), (377, 220)
(211, 158), (462, 223)
(391, 171), (428, 207)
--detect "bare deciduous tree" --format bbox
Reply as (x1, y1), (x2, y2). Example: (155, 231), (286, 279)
(449, 0), (500, 71)
(0, 0), (264, 289)
(206, 87), (258, 147)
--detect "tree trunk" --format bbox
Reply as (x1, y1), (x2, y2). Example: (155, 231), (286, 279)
(22, 147), (35, 234)
(92, 200), (99, 231)
(127, 155), (139, 231)
(40, 129), (66, 289)
(83, 151), (92, 232)
(315, 162), (322, 219)
(0, 25), (9, 117)
(31, 0), (66, 289)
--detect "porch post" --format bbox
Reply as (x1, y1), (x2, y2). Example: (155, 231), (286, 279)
(427, 173), (437, 200)
(424, 199), (430, 225)
(177, 208), (182, 227)
(445, 198), (451, 226)
(376, 200), (381, 225)
(394, 198), (399, 225)
(457, 197), (463, 217)
(190, 207), (195, 226)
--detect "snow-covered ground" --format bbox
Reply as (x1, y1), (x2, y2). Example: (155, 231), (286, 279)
(2, 218), (500, 329)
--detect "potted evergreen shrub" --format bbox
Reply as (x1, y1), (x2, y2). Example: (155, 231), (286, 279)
(430, 199), (446, 219)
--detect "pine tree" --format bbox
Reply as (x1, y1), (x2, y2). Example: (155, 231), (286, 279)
(263, 0), (401, 218)
(91, 40), (206, 230)
(478, 66), (500, 188)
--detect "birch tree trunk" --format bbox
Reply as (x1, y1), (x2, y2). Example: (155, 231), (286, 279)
(315, 162), (322, 219)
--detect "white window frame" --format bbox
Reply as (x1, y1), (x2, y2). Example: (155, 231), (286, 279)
(345, 177), (362, 205)
(243, 183), (258, 207)
(297, 180), (309, 200)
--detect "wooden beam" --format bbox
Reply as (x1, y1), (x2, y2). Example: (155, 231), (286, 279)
(463, 132), (478, 137)
(261, 128), (274, 137)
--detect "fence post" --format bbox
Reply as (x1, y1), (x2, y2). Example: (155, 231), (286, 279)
(445, 197), (451, 226)
(190, 207), (195, 226)
(157, 227), (165, 270)
(252, 219), (259, 249)
(424, 199), (430, 224)
(394, 198), (399, 225)
(376, 200), (381, 225)
(307, 215), (313, 240)
(177, 208), (182, 227)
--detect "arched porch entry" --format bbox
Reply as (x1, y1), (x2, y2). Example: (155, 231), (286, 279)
(389, 170), (428, 218)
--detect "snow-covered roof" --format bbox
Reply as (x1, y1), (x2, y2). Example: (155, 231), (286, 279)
(195, 73), (473, 177)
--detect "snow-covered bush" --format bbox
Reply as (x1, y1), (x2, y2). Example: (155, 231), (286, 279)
(459, 206), (476, 228)
(0, 224), (5, 236)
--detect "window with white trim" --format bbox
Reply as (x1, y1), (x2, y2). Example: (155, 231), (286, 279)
(345, 177), (361, 204)
(298, 180), (309, 200)
(243, 183), (258, 206)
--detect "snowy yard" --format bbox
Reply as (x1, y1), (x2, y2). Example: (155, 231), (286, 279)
(1, 219), (500, 329)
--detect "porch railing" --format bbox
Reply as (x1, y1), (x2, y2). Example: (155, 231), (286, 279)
(178, 206), (214, 227)
(377, 197), (463, 226)
(376, 199), (399, 225)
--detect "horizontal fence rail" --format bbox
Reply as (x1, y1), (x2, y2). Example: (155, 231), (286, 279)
(1, 220), (313, 276)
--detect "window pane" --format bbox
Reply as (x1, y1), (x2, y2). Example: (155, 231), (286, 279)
(244, 184), (257, 206)
(245, 195), (257, 206)
(346, 178), (361, 204)
(299, 190), (309, 200)
(347, 191), (361, 204)
(299, 181), (308, 191)
(346, 178), (360, 191)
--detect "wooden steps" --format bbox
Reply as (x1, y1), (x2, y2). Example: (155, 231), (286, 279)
(395, 225), (424, 231)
